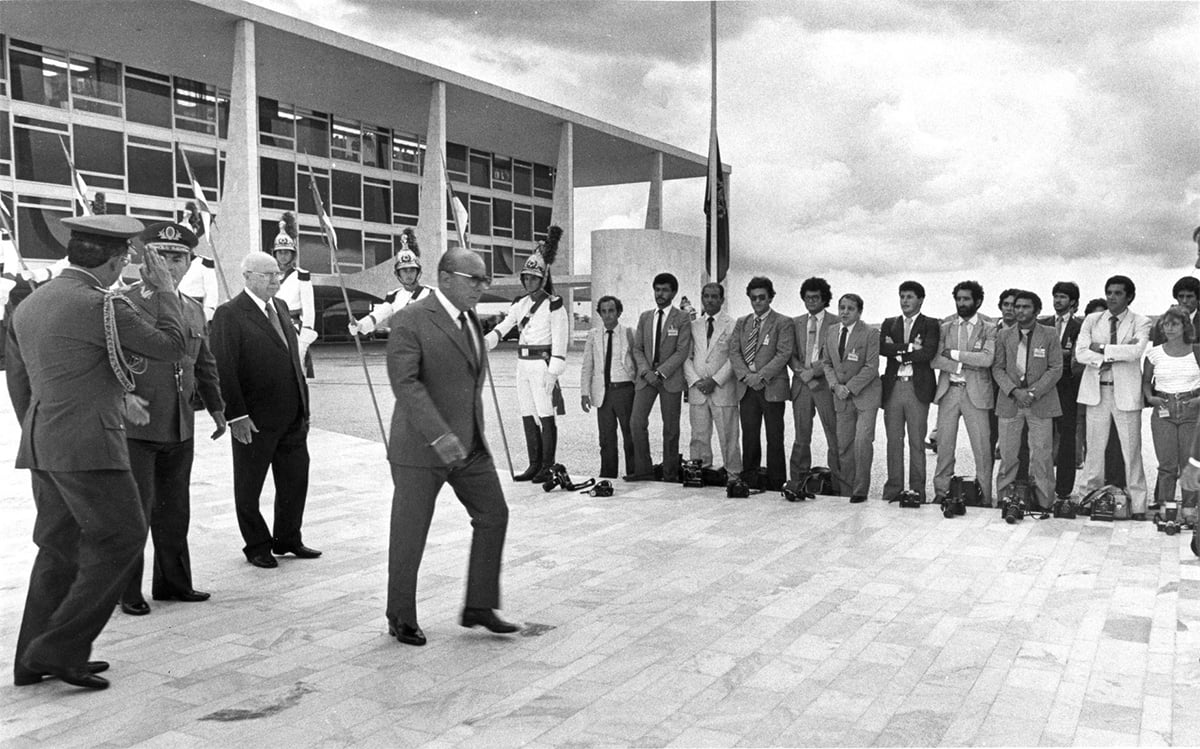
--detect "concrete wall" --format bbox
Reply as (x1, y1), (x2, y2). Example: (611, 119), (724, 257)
(590, 229), (706, 326)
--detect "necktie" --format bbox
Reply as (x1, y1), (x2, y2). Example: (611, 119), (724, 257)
(903, 316), (913, 342)
(838, 325), (849, 360)
(266, 301), (287, 344)
(1056, 316), (1065, 344)
(808, 317), (819, 364)
(1110, 314), (1119, 344)
(459, 311), (478, 366)
(744, 316), (760, 366)
(653, 309), (664, 367)
(706, 316), (714, 344)
(1016, 329), (1029, 381)
(603, 329), (613, 387)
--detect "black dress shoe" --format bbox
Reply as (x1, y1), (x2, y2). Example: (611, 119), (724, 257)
(15, 660), (108, 687)
(272, 544), (322, 559)
(513, 465), (539, 482)
(22, 661), (109, 690)
(388, 621), (426, 646)
(120, 600), (150, 616)
(1131, 513), (1147, 521)
(1192, 532), (1199, 558)
(849, 495), (867, 504)
(460, 607), (521, 634)
(622, 472), (655, 482)
(248, 553), (279, 568)
(153, 589), (211, 602)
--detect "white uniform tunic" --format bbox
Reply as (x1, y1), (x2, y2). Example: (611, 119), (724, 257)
(485, 292), (569, 417)
(277, 266), (318, 356)
(355, 284), (432, 334)
(177, 255), (219, 321)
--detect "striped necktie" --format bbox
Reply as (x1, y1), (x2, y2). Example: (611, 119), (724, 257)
(743, 316), (760, 365)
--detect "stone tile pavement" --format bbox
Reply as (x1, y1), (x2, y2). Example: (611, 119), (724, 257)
(2, 346), (1200, 747)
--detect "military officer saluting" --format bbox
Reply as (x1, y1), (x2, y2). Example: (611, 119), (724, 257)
(117, 222), (227, 617)
(7, 214), (188, 690)
(485, 226), (569, 482)
(349, 230), (432, 337)
(272, 211), (318, 374)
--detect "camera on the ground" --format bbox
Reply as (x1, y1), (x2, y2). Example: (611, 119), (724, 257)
(586, 480), (613, 497)
(1051, 498), (1077, 519)
(727, 478), (750, 499)
(941, 495), (966, 518)
(1156, 506), (1180, 535)
(782, 479), (807, 502)
(898, 490), (923, 508)
(680, 459), (705, 488)
(542, 464), (575, 492)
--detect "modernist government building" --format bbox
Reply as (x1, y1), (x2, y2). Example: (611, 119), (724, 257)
(0, 0), (726, 336)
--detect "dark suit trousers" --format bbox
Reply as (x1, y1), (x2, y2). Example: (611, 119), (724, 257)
(631, 381), (682, 480)
(597, 382), (635, 478)
(15, 469), (145, 676)
(122, 438), (196, 601)
(1053, 379), (1079, 496)
(790, 384), (840, 485)
(387, 453), (508, 625)
(883, 381), (929, 499)
(740, 388), (786, 489)
(232, 415), (310, 557)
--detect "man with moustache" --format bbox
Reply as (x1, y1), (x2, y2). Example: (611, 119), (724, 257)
(880, 281), (940, 502)
(1039, 281), (1084, 500)
(683, 282), (741, 478)
(822, 293), (881, 502)
(789, 277), (841, 489)
(932, 281), (997, 506)
(580, 296), (637, 479)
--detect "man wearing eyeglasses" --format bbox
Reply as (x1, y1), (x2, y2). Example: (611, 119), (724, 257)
(211, 252), (318, 570)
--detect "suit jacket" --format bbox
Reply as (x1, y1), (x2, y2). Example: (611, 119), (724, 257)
(5, 268), (187, 471)
(992, 323), (1063, 418)
(211, 291), (308, 432)
(580, 323), (636, 405)
(789, 310), (838, 398)
(879, 313), (940, 404)
(123, 285), (223, 443)
(386, 295), (489, 467)
(821, 321), (881, 411)
(1038, 313), (1085, 392)
(730, 309), (795, 402)
(932, 314), (997, 409)
(1075, 308), (1151, 410)
(683, 311), (738, 406)
(631, 306), (693, 393)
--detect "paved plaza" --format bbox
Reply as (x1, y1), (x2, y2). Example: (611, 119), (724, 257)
(3, 344), (1200, 747)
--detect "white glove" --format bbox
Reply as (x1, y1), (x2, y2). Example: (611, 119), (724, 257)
(543, 369), (558, 396)
(351, 315), (375, 336)
(298, 327), (318, 362)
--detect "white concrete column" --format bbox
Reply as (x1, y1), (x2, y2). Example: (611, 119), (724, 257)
(215, 19), (259, 297)
(645, 151), (663, 230)
(552, 121), (574, 274)
(418, 81), (448, 272)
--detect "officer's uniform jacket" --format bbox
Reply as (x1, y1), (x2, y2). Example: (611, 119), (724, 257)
(178, 255), (218, 322)
(5, 268), (188, 471)
(277, 266), (315, 333)
(122, 282), (224, 443)
(486, 291), (570, 377)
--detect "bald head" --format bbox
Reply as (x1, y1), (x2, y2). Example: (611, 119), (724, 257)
(438, 248), (482, 275)
(243, 252), (279, 274)
(438, 248), (488, 311)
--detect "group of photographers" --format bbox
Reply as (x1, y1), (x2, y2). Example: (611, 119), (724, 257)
(575, 266), (1200, 545)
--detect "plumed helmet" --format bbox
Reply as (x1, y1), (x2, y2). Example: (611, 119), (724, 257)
(395, 228), (421, 270)
(521, 225), (562, 280)
(272, 211), (298, 253)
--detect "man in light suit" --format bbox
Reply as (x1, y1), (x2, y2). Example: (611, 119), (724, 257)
(386, 248), (519, 646)
(1076, 274), (1151, 518)
(118, 223), (226, 617)
(993, 291), (1063, 510)
(880, 280), (940, 502)
(822, 293), (881, 502)
(7, 215), (187, 690)
(683, 282), (741, 478)
(789, 277), (840, 487)
(730, 276), (794, 490)
(1039, 281), (1084, 500)
(211, 253), (318, 569)
(933, 281), (997, 505)
(580, 295), (636, 479)
(628, 272), (693, 482)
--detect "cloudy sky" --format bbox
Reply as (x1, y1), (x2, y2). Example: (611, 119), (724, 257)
(252, 0), (1199, 319)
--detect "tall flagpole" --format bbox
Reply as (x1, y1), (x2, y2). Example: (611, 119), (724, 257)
(707, 0), (719, 282)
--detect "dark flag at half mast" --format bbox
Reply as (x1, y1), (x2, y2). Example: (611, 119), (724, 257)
(704, 131), (729, 283)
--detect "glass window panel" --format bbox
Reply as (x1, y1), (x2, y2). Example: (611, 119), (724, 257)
(392, 135), (421, 174)
(124, 75), (172, 128)
(127, 144), (173, 197)
(298, 171), (329, 215)
(331, 169), (361, 208)
(513, 206), (532, 241)
(534, 205), (552, 237)
(258, 96), (295, 147)
(392, 180), (418, 217)
(70, 54), (121, 114)
(492, 198), (512, 229)
(330, 119), (361, 163)
(174, 77), (216, 133)
(446, 142), (467, 175)
(0, 111), (10, 162)
(492, 156), (512, 187)
(469, 153), (490, 188)
(297, 231), (330, 273)
(473, 249), (493, 279)
(469, 198), (491, 236)
(73, 125), (124, 175)
(16, 204), (71, 260)
(363, 127), (389, 169)
(363, 181), (389, 223)
(295, 109), (329, 159)
(175, 146), (217, 188)
(13, 127), (70, 184)
(217, 91), (230, 140)
(260, 156), (295, 199)
(534, 164), (555, 196)
(9, 43), (69, 109)
(493, 246), (514, 277)
(513, 163), (532, 196)
(365, 237), (391, 267)
(260, 219), (277, 255)
(334, 227), (363, 269)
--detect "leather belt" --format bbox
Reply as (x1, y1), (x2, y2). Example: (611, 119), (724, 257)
(607, 381), (634, 389)
(1157, 388), (1200, 400)
(949, 380), (966, 387)
(1099, 381), (1114, 387)
(518, 345), (551, 360)
(896, 376), (913, 382)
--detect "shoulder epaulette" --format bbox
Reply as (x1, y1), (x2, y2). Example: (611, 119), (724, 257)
(297, 270), (311, 282)
(384, 290), (400, 305)
(549, 296), (564, 311)
(200, 256), (215, 269)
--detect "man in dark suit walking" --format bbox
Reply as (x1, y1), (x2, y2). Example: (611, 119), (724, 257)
(117, 223), (226, 616)
(211, 252), (319, 569)
(386, 248), (519, 646)
(1040, 281), (1084, 499)
(880, 281), (940, 502)
(7, 215), (188, 690)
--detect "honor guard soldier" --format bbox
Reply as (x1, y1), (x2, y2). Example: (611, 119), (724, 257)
(176, 201), (219, 322)
(7, 214), (189, 690)
(349, 230), (432, 337)
(272, 211), (318, 374)
(117, 222), (226, 617)
(485, 226), (569, 482)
